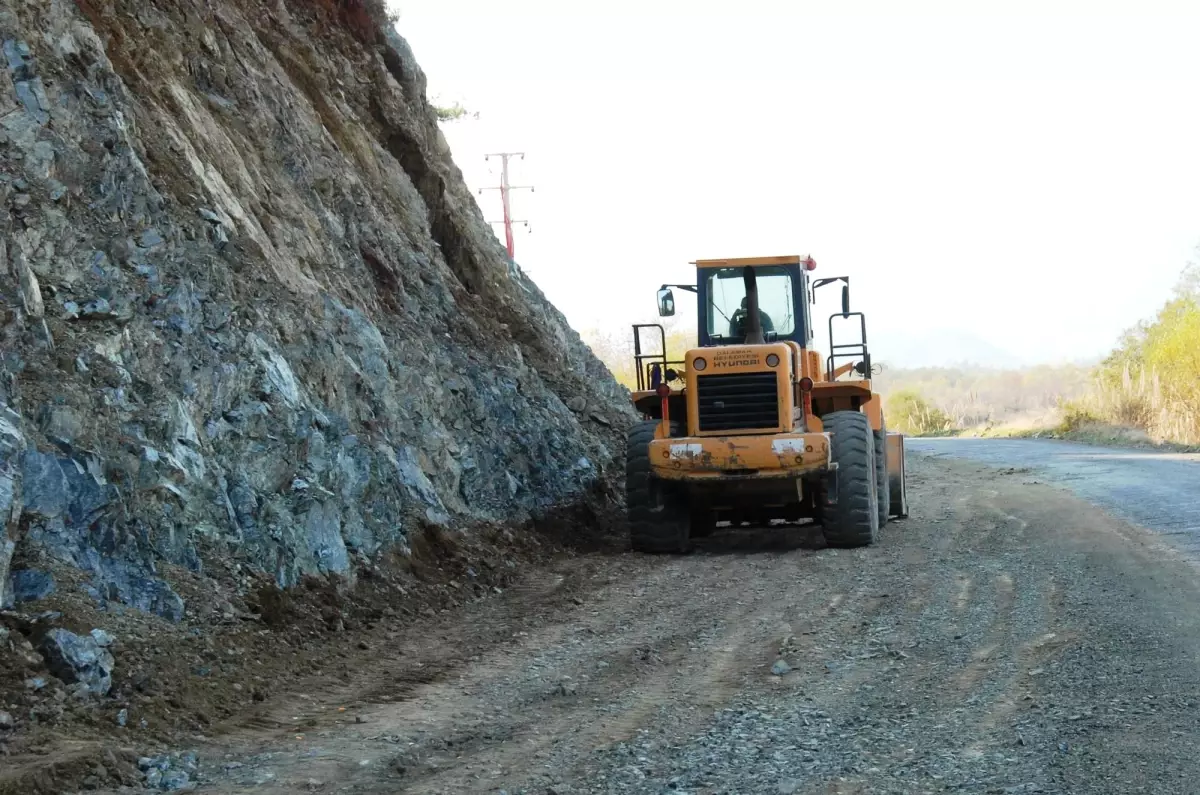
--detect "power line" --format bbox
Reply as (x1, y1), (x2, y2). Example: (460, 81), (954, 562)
(479, 152), (533, 259)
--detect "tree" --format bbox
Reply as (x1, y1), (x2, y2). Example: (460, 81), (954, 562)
(1175, 246), (1200, 299)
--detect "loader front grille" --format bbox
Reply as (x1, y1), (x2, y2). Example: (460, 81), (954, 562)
(695, 372), (780, 432)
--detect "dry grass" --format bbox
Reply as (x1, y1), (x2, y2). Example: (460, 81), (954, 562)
(1061, 366), (1200, 446)
(949, 366), (1200, 452)
(885, 389), (956, 436)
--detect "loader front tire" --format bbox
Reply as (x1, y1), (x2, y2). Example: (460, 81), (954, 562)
(874, 420), (890, 528)
(821, 411), (880, 549)
(626, 420), (692, 554)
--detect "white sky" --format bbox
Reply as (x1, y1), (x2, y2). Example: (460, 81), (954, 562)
(387, 0), (1200, 367)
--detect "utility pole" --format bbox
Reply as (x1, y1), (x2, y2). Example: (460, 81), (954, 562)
(479, 152), (533, 259)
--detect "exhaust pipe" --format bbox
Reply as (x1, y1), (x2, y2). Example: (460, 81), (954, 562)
(742, 267), (765, 345)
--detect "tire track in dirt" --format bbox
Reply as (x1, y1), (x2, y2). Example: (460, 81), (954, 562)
(817, 481), (1071, 789)
(937, 490), (1071, 750)
(953, 570), (1016, 695)
(394, 571), (783, 791)
(392, 533), (913, 794)
(180, 558), (638, 792)
(953, 572), (973, 614)
(182, 546), (810, 792)
(201, 563), (590, 745)
(962, 497), (1079, 745)
(102, 454), (1200, 795)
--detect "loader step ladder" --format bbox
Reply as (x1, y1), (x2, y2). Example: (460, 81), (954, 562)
(826, 312), (872, 381)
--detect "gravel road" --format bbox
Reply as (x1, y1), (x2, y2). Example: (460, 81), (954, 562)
(102, 452), (1200, 795)
(910, 438), (1200, 554)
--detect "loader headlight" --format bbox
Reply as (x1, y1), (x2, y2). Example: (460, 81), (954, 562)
(692, 357), (707, 371)
(765, 354), (780, 367)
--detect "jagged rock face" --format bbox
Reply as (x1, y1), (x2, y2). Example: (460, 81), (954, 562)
(0, 0), (633, 615)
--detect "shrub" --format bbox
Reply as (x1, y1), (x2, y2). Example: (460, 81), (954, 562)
(885, 389), (954, 436)
(1090, 266), (1200, 444)
(1057, 399), (1103, 434)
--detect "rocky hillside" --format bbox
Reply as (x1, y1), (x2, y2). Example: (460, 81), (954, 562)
(0, 0), (632, 623)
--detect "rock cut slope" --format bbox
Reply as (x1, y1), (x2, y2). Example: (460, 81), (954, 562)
(0, 0), (631, 616)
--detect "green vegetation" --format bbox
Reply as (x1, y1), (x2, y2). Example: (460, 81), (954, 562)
(881, 256), (1200, 448)
(432, 101), (471, 122)
(873, 364), (1094, 431)
(883, 390), (954, 436)
(1059, 260), (1200, 445)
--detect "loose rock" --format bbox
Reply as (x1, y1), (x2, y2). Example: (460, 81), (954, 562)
(39, 628), (115, 696)
(9, 568), (55, 602)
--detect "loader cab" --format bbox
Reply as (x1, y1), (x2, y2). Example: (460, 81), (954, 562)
(655, 256), (816, 349)
(696, 262), (814, 348)
(653, 255), (873, 382)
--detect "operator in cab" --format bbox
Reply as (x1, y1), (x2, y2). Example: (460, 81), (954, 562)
(728, 296), (775, 339)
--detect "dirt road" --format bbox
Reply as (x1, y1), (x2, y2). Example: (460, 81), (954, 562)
(102, 450), (1200, 795)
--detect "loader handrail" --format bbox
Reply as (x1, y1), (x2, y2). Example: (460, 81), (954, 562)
(632, 324), (685, 392)
(826, 311), (871, 381)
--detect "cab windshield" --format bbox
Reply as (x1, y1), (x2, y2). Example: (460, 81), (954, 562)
(705, 266), (797, 342)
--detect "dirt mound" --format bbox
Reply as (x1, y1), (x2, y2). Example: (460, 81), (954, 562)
(0, 491), (623, 793)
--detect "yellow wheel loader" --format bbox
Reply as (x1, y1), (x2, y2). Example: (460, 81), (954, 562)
(626, 255), (908, 553)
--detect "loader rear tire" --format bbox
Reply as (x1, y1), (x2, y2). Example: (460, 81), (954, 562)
(874, 421), (890, 528)
(626, 420), (692, 554)
(821, 411), (880, 549)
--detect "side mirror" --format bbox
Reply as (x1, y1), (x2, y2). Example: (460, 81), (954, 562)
(657, 287), (676, 317)
(841, 284), (850, 316)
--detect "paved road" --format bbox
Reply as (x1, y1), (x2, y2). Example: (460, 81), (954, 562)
(910, 437), (1200, 554)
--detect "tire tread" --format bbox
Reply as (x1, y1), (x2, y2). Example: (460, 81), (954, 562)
(626, 420), (691, 553)
(821, 411), (880, 548)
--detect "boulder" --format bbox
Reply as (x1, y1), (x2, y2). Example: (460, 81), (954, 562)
(9, 568), (55, 602)
(39, 628), (115, 696)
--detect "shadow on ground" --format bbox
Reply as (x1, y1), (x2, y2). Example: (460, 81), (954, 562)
(694, 521), (826, 554)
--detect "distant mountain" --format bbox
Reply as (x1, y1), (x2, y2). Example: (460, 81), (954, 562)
(869, 329), (1026, 369)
